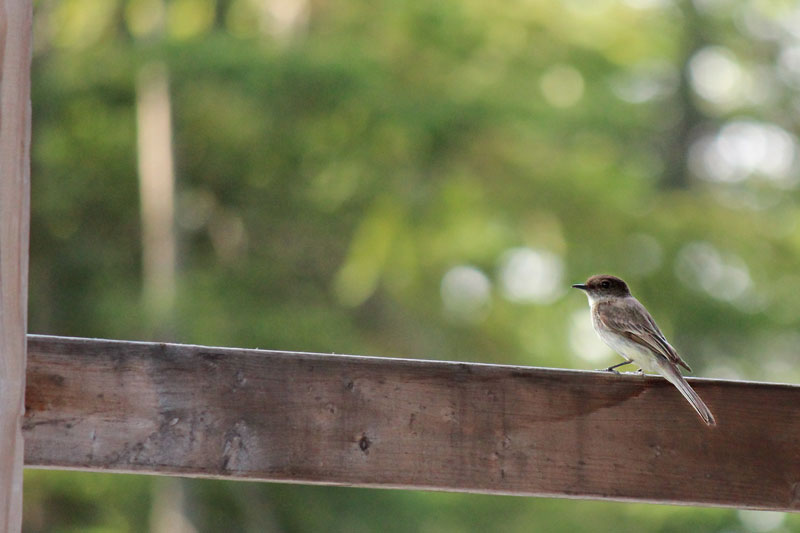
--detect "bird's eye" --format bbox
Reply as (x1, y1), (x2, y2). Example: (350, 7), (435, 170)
(600, 281), (611, 289)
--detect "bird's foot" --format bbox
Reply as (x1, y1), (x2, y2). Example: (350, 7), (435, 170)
(618, 369), (645, 376)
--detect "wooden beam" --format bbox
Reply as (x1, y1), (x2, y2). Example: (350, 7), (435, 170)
(23, 335), (800, 511)
(0, 2), (32, 530)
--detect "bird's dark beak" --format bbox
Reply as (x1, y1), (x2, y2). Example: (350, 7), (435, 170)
(571, 283), (588, 291)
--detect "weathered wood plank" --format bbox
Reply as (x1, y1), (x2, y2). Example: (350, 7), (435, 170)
(23, 335), (800, 511)
(0, 2), (32, 530)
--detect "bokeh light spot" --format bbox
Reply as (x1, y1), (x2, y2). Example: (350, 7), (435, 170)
(675, 242), (752, 302)
(688, 46), (744, 108)
(540, 65), (585, 108)
(441, 266), (492, 323)
(689, 120), (798, 186)
(737, 510), (786, 533)
(498, 248), (565, 304)
(568, 309), (613, 364)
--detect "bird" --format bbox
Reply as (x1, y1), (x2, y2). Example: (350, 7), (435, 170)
(572, 274), (716, 426)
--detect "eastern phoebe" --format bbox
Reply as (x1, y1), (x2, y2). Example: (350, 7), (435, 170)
(572, 274), (716, 426)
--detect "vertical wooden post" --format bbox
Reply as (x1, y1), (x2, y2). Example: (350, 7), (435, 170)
(0, 0), (32, 530)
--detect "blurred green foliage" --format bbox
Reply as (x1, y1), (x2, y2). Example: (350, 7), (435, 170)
(24, 0), (800, 530)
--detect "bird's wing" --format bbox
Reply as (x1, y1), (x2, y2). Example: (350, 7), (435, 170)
(596, 298), (692, 372)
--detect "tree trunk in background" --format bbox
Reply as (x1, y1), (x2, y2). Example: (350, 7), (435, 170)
(661, 0), (706, 190)
(136, 61), (177, 331)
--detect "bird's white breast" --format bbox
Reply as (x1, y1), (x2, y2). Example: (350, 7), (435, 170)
(591, 303), (661, 373)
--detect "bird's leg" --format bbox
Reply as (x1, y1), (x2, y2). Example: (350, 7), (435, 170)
(599, 359), (633, 373)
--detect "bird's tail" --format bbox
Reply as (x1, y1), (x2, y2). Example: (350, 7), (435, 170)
(658, 362), (716, 427)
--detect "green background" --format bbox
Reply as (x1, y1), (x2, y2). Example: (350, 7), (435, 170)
(24, 0), (800, 530)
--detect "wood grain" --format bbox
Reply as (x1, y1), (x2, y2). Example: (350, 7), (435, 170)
(0, 2), (32, 530)
(23, 335), (800, 511)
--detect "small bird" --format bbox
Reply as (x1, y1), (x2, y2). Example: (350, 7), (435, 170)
(572, 274), (716, 426)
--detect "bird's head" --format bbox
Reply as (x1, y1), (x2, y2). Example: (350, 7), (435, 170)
(572, 274), (631, 302)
